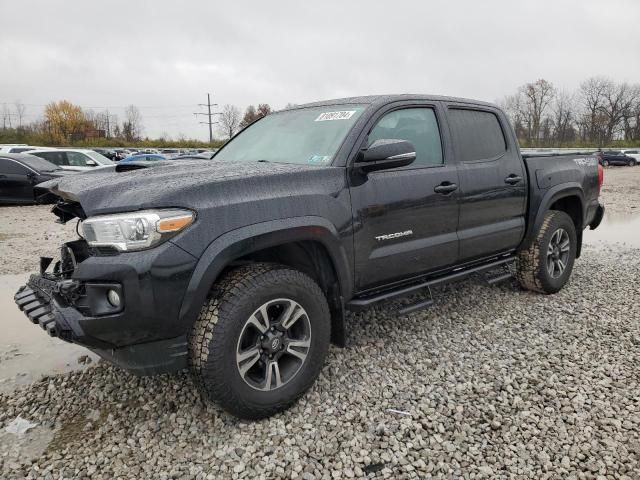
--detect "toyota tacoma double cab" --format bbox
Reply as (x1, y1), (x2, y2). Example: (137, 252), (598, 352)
(15, 95), (605, 419)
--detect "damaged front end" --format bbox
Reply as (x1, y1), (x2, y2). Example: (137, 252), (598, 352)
(14, 203), (122, 346)
(13, 196), (199, 375)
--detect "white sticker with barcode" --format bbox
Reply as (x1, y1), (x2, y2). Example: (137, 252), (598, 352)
(315, 110), (356, 122)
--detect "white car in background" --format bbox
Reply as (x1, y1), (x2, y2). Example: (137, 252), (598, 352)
(621, 149), (640, 162)
(0, 145), (54, 154)
(28, 148), (115, 172)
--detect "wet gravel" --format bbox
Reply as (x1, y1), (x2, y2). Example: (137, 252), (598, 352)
(1, 166), (639, 479)
(1, 242), (639, 479)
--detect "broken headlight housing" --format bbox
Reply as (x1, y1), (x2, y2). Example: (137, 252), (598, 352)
(81, 209), (194, 252)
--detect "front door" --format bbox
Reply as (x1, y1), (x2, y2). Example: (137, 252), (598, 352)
(350, 104), (460, 291)
(0, 158), (34, 202)
(445, 105), (527, 261)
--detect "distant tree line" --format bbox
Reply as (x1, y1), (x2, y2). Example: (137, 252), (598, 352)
(0, 99), (281, 147)
(501, 77), (640, 147)
(0, 100), (151, 146)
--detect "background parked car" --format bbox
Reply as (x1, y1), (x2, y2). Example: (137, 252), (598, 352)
(0, 145), (53, 154)
(91, 148), (119, 161)
(28, 148), (115, 171)
(597, 150), (637, 167)
(120, 153), (167, 163)
(0, 153), (73, 204)
(620, 149), (640, 162)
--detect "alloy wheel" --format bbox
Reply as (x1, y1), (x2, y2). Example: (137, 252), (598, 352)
(236, 298), (312, 391)
(546, 228), (570, 278)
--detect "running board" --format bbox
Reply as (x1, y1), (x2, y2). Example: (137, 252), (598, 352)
(346, 256), (516, 313)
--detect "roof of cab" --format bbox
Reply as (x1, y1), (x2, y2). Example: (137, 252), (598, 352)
(291, 94), (497, 110)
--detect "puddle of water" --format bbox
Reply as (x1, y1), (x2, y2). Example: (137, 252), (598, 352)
(583, 212), (640, 248)
(0, 274), (97, 394)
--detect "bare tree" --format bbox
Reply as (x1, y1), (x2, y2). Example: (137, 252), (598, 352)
(623, 84), (640, 141)
(578, 77), (609, 143)
(14, 101), (26, 128)
(600, 81), (635, 141)
(218, 104), (241, 139)
(519, 79), (556, 143)
(551, 91), (576, 145)
(501, 93), (527, 141)
(1, 103), (12, 129)
(257, 103), (272, 117)
(123, 105), (143, 141)
(239, 105), (258, 129)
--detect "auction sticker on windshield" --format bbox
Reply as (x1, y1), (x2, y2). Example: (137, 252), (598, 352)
(315, 111), (357, 121)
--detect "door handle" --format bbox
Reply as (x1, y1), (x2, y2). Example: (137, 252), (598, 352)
(434, 182), (458, 194)
(504, 174), (522, 185)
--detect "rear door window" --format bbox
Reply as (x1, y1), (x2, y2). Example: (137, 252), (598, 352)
(448, 108), (507, 162)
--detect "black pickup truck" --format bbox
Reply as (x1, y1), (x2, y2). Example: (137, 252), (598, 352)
(15, 95), (604, 419)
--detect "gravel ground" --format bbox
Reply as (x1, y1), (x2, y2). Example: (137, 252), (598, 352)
(0, 166), (639, 479)
(0, 205), (76, 275)
(599, 165), (640, 216)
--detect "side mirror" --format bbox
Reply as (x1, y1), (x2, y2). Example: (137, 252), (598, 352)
(85, 159), (97, 167)
(355, 139), (416, 172)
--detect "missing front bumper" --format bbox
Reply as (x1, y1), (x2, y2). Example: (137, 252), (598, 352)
(14, 276), (75, 340)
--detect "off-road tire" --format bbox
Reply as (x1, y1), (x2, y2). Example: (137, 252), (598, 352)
(189, 263), (331, 419)
(516, 210), (577, 294)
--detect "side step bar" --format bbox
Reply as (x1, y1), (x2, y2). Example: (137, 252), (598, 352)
(346, 255), (516, 313)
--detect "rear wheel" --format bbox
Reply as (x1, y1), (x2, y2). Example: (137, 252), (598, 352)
(189, 263), (331, 419)
(516, 210), (577, 294)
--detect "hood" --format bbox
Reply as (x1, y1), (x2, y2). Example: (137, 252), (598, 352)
(38, 160), (337, 219)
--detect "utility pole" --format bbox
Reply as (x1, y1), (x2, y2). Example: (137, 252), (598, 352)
(106, 109), (110, 138)
(194, 93), (219, 143)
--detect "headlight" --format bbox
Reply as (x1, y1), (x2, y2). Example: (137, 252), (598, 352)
(81, 209), (194, 251)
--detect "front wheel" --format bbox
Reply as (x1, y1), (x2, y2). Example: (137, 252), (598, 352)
(516, 210), (577, 294)
(602, 160), (610, 167)
(189, 263), (331, 419)
(629, 159), (636, 167)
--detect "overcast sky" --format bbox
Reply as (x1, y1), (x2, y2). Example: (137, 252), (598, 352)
(2, 0), (639, 140)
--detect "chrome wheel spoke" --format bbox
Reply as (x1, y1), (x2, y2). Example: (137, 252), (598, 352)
(286, 339), (310, 362)
(247, 306), (270, 333)
(264, 361), (282, 390)
(557, 258), (566, 274)
(560, 239), (570, 252)
(281, 302), (305, 330)
(237, 347), (261, 377)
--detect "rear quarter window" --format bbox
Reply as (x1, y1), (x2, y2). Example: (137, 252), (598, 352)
(448, 108), (507, 162)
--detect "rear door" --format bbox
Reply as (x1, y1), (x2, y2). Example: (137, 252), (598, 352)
(0, 158), (34, 202)
(445, 105), (526, 261)
(350, 102), (460, 291)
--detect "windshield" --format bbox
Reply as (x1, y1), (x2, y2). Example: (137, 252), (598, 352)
(19, 154), (61, 172)
(85, 151), (115, 164)
(214, 105), (366, 166)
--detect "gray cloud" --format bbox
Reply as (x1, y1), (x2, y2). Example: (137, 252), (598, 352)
(2, 0), (639, 139)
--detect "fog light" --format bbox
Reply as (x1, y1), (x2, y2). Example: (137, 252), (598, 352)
(107, 289), (121, 308)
